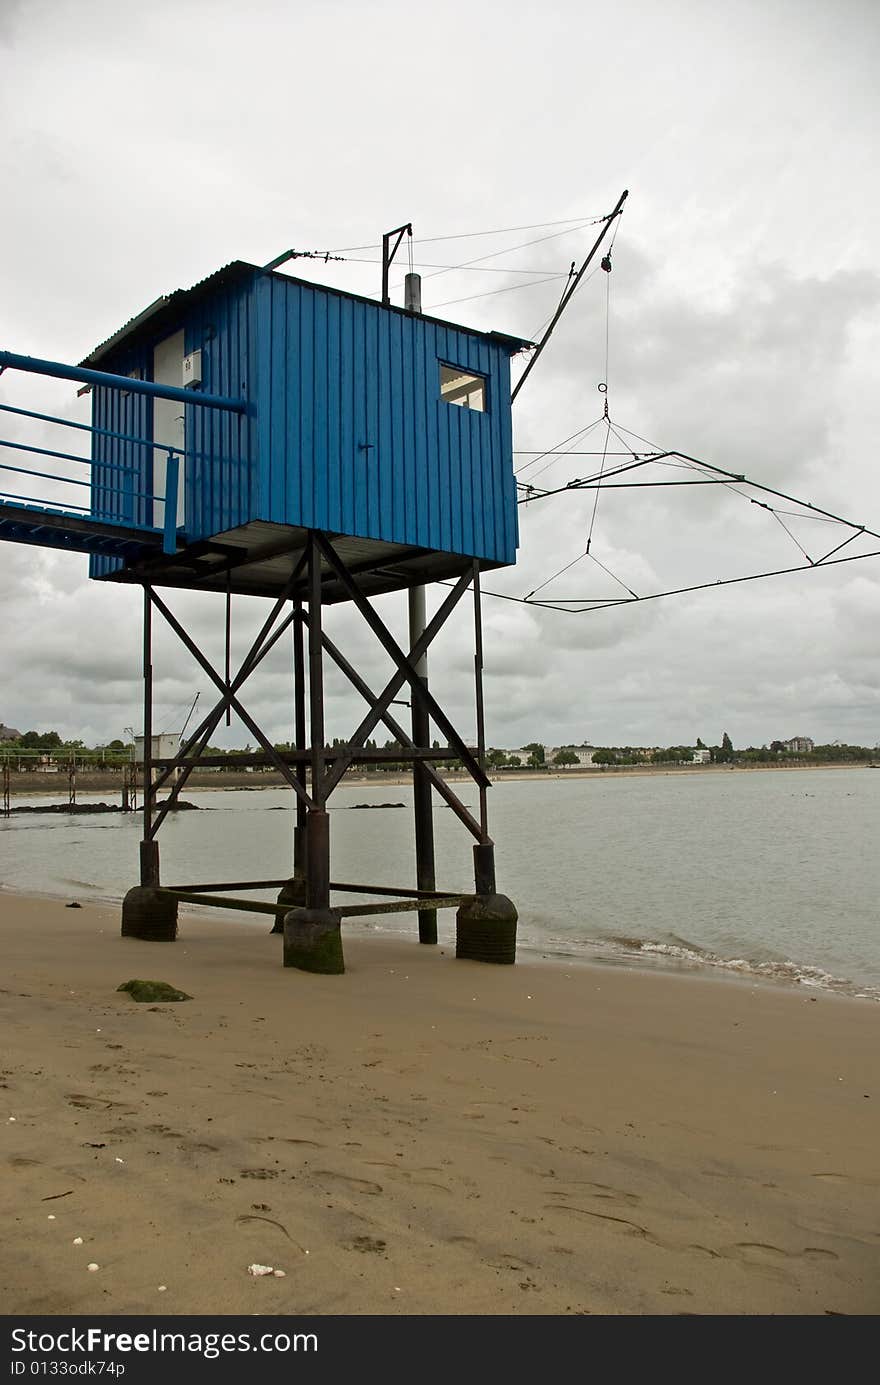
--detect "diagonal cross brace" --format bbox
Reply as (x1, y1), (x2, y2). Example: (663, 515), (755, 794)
(149, 554), (310, 800)
(314, 534), (490, 796)
(151, 608), (293, 797)
(147, 606), (303, 835)
(318, 564), (481, 799)
(317, 558), (474, 796)
(302, 612), (488, 843)
(148, 588), (315, 811)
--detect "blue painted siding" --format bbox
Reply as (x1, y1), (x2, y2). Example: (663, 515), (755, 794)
(90, 277), (258, 578)
(89, 343), (153, 578)
(180, 279), (257, 541)
(90, 267), (519, 578)
(258, 276), (518, 565)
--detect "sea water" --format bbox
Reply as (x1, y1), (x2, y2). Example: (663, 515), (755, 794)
(1, 767), (878, 1000)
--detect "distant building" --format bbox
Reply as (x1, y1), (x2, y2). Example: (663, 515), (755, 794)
(504, 744), (597, 766)
(134, 733), (181, 786)
(509, 745), (547, 765)
(692, 748), (711, 763)
(134, 733), (181, 763)
(785, 737), (815, 754)
(547, 745), (597, 766)
(0, 724), (21, 742)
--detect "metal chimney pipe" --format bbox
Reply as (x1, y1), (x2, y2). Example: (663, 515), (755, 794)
(404, 272), (422, 314)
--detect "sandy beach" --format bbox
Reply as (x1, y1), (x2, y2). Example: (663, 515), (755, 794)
(1, 894), (878, 1316)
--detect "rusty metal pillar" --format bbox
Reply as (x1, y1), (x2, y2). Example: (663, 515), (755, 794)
(283, 533), (343, 974)
(306, 534), (330, 910)
(273, 598), (310, 930)
(139, 584), (160, 888)
(409, 583), (437, 943)
(122, 583), (176, 941)
(455, 564), (517, 964)
(293, 596), (308, 883)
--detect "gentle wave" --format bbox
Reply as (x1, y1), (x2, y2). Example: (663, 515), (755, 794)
(353, 910), (880, 1002)
(567, 932), (880, 1002)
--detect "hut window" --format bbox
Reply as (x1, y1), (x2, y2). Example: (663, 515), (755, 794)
(439, 364), (486, 411)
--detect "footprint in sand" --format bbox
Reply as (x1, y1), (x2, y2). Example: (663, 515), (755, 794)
(252, 1136), (324, 1149)
(346, 1235), (387, 1255)
(363, 1161), (452, 1193)
(735, 1242), (791, 1261)
(236, 1213), (299, 1247)
(544, 1202), (655, 1241)
(554, 1180), (642, 1207)
(313, 1170), (383, 1196)
(733, 1242), (839, 1264)
(484, 1253), (536, 1271)
(811, 1172), (879, 1187)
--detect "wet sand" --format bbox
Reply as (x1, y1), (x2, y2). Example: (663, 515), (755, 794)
(1, 894), (878, 1315)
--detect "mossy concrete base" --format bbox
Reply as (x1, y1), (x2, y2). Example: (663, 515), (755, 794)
(283, 907), (345, 974)
(456, 893), (518, 964)
(271, 876), (307, 934)
(117, 979), (192, 1003)
(121, 886), (178, 942)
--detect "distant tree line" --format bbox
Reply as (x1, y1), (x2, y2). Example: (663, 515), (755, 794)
(3, 725), (877, 773)
(592, 733), (876, 767)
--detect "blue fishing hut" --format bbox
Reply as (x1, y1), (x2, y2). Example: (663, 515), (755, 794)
(85, 262), (524, 600)
(0, 254), (529, 972)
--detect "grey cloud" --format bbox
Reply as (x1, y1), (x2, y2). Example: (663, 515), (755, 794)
(2, 0), (879, 755)
(541, 257), (880, 500)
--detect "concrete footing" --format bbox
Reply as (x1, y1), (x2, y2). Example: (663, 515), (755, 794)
(121, 886), (178, 942)
(282, 906), (345, 974)
(455, 893), (518, 964)
(271, 876), (307, 934)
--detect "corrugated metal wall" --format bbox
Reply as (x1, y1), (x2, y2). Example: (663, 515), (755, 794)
(183, 280), (258, 541)
(257, 276), (518, 566)
(89, 271), (518, 578)
(89, 278), (258, 578)
(89, 343), (152, 579)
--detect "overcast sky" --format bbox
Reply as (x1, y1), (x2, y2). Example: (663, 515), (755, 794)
(2, 0), (879, 752)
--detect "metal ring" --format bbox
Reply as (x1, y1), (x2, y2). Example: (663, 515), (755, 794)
(597, 382), (607, 393)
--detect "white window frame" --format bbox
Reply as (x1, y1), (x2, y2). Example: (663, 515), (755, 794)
(439, 362), (487, 412)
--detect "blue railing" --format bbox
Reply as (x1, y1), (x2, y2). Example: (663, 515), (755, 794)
(0, 349), (246, 556)
(0, 401), (181, 554)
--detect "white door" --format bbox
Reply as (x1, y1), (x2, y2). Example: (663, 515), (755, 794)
(152, 330), (186, 530)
